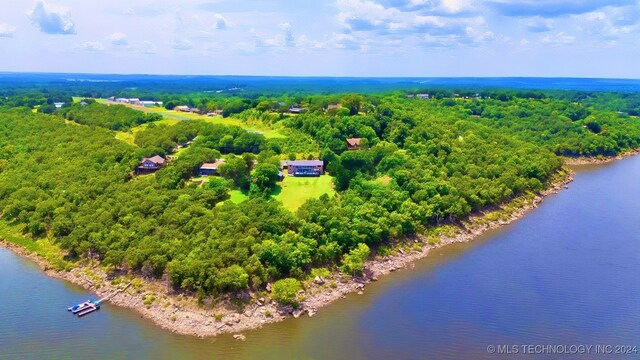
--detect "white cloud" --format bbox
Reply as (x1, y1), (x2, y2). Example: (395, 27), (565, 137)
(440, 0), (474, 13)
(108, 32), (128, 46)
(0, 24), (16, 38)
(172, 39), (194, 50)
(336, 0), (493, 48)
(78, 41), (104, 52)
(575, 7), (639, 40)
(522, 17), (554, 32)
(28, 1), (76, 35)
(332, 33), (365, 50)
(279, 22), (295, 47)
(214, 13), (228, 29)
(377, 0), (475, 14)
(237, 23), (300, 53)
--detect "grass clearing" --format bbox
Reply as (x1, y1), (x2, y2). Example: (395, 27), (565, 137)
(97, 100), (286, 139)
(115, 131), (136, 145)
(229, 190), (249, 204)
(273, 175), (336, 211)
(375, 175), (392, 185)
(0, 221), (72, 271)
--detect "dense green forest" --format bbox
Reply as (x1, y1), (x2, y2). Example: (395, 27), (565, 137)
(58, 101), (163, 131)
(1, 87), (639, 299)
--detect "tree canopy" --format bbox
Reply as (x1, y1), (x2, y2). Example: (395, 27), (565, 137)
(1, 86), (639, 298)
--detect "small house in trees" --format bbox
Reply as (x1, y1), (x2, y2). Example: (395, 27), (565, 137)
(346, 138), (362, 150)
(175, 105), (191, 112)
(141, 101), (160, 107)
(199, 159), (226, 176)
(136, 155), (166, 174)
(207, 109), (224, 117)
(327, 104), (341, 110)
(289, 107), (306, 114)
(287, 160), (324, 177)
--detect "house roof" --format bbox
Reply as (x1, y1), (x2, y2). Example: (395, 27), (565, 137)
(200, 159), (225, 170)
(346, 138), (362, 147)
(288, 160), (323, 166)
(141, 155), (165, 165)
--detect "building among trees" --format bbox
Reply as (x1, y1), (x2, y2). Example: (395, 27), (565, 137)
(136, 155), (165, 174)
(287, 160), (324, 177)
(199, 159), (226, 176)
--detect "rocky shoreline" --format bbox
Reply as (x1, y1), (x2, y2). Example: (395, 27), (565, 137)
(562, 148), (640, 165)
(0, 166), (577, 339)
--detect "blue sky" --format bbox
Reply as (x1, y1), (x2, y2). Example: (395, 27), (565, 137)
(0, 0), (639, 77)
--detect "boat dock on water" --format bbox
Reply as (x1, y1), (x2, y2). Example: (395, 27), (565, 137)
(68, 300), (101, 317)
(66, 281), (132, 318)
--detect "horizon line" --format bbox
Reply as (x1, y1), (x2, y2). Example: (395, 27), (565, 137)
(1, 71), (640, 81)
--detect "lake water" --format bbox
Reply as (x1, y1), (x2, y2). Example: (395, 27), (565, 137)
(1, 155), (639, 360)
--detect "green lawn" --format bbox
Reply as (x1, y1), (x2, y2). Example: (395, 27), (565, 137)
(97, 100), (286, 139)
(0, 221), (72, 271)
(273, 175), (336, 211)
(224, 175), (335, 211)
(229, 190), (249, 204)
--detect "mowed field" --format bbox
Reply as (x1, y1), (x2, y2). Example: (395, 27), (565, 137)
(273, 175), (336, 211)
(227, 175), (335, 212)
(99, 100), (285, 139)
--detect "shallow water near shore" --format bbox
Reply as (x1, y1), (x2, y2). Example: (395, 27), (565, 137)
(1, 155), (639, 360)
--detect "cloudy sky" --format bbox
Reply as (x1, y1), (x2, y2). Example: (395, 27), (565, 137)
(0, 0), (639, 77)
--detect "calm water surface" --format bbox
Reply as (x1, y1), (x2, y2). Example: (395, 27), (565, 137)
(1, 156), (639, 360)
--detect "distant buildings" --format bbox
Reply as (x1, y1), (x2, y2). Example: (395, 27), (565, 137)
(136, 155), (166, 174)
(175, 106), (202, 114)
(53, 102), (65, 109)
(207, 109), (224, 117)
(406, 93), (430, 99)
(141, 100), (162, 107)
(287, 160), (324, 177)
(114, 98), (162, 107)
(289, 107), (306, 114)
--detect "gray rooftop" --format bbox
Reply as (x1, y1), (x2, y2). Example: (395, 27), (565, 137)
(288, 160), (323, 166)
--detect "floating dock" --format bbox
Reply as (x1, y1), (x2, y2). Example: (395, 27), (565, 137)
(66, 282), (131, 318)
(68, 299), (101, 317)
(76, 303), (100, 317)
